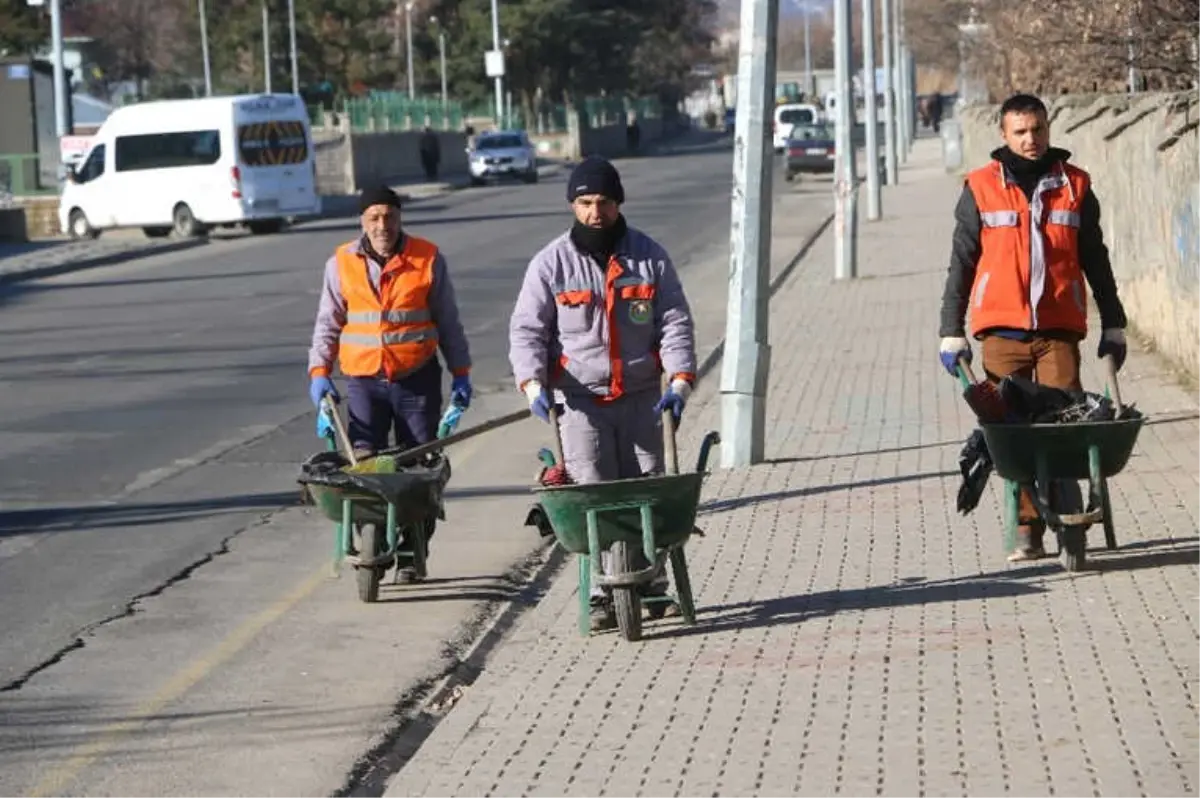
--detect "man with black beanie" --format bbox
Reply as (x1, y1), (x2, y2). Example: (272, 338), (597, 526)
(509, 156), (698, 630)
(308, 184), (473, 583)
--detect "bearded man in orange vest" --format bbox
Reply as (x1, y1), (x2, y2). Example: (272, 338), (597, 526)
(307, 186), (472, 578)
(938, 93), (1129, 562)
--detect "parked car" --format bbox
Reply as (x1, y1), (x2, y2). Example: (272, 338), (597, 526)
(467, 130), (538, 186)
(783, 123), (836, 180)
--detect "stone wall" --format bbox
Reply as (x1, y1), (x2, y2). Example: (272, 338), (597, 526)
(958, 92), (1199, 380)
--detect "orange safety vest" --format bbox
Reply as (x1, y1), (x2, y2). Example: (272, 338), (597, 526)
(336, 235), (440, 379)
(966, 159), (1091, 338)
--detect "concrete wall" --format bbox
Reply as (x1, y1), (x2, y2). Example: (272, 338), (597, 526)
(313, 127), (469, 196)
(0, 207), (27, 242)
(577, 116), (672, 160)
(958, 92), (1199, 380)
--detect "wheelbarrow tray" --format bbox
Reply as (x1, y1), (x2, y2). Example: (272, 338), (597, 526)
(532, 471), (703, 555)
(299, 450), (450, 526)
(980, 417), (1144, 483)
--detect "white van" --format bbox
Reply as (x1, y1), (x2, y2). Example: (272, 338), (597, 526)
(59, 93), (321, 240)
(772, 103), (821, 152)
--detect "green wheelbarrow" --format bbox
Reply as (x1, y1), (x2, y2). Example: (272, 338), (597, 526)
(532, 409), (721, 642)
(299, 448), (450, 602)
(959, 356), (1145, 572)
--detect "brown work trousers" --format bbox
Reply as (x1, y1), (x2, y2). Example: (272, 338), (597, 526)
(980, 334), (1082, 523)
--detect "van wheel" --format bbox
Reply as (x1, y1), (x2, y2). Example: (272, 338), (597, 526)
(143, 226), (171, 238)
(172, 203), (205, 238)
(248, 219), (284, 235)
(68, 209), (98, 240)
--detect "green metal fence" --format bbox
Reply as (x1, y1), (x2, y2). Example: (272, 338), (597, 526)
(339, 93), (467, 132)
(0, 154), (58, 199)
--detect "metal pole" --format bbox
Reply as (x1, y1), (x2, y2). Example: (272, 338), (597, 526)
(881, 0), (898, 186)
(262, 0), (272, 94)
(894, 0), (908, 162)
(50, 0), (67, 137)
(1127, 23), (1138, 93)
(906, 47), (916, 147)
(439, 31), (448, 113)
(406, 2), (414, 98)
(287, 0), (299, 95)
(862, 0), (881, 220)
(719, 0), (778, 468)
(803, 7), (812, 99)
(833, 0), (858, 279)
(490, 0), (503, 124)
(198, 0), (213, 96)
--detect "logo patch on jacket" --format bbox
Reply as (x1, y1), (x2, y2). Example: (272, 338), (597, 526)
(628, 299), (652, 325)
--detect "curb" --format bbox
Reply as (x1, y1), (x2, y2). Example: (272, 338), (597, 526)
(0, 238), (209, 288)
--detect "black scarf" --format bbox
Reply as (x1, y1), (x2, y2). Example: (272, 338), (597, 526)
(990, 146), (1071, 200)
(570, 215), (627, 266)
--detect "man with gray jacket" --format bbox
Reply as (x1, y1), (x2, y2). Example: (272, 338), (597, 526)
(509, 156), (697, 630)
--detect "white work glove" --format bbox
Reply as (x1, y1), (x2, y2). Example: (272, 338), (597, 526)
(939, 336), (971, 376)
(522, 379), (553, 423)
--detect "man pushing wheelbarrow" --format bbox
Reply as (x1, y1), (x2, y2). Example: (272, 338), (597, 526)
(938, 93), (1131, 563)
(509, 156), (698, 632)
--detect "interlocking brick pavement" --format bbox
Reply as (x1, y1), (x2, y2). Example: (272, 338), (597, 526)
(385, 138), (1200, 798)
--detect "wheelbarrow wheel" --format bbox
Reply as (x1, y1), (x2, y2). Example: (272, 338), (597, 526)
(1059, 525), (1088, 572)
(610, 541), (643, 642)
(356, 523), (385, 603)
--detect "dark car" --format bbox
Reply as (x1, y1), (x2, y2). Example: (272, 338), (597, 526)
(723, 107), (736, 134)
(783, 123), (836, 181)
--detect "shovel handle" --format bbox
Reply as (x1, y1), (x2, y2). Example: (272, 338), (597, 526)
(321, 395), (358, 467)
(957, 355), (980, 387)
(662, 408), (679, 476)
(547, 404), (567, 469)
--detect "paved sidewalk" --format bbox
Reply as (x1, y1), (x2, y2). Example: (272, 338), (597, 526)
(386, 139), (1199, 797)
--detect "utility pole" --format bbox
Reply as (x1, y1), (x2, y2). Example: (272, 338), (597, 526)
(287, 0), (299, 95)
(881, 0), (898, 186)
(862, 0), (881, 220)
(49, 0), (67, 138)
(489, 0), (503, 125)
(719, 0), (779, 468)
(894, 0), (908, 162)
(833, 0), (858, 279)
(261, 0), (272, 94)
(406, 1), (415, 98)
(438, 30), (448, 113)
(803, 5), (812, 99)
(198, 0), (212, 96)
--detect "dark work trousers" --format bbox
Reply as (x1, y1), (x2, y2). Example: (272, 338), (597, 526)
(345, 359), (444, 554)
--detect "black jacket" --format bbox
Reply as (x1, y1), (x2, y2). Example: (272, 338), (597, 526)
(939, 147), (1127, 338)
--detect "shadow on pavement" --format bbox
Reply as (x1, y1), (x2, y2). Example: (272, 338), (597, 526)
(0, 492), (300, 536)
(697, 469), (958, 515)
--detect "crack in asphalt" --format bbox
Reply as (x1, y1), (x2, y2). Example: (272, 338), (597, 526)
(0, 507), (288, 693)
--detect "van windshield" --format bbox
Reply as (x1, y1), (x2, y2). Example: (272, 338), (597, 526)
(237, 120), (308, 167)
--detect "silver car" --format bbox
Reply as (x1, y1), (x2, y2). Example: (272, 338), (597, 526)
(468, 130), (538, 186)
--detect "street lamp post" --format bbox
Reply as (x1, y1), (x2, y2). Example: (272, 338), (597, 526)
(489, 0), (503, 125)
(198, 0), (212, 96)
(287, 0), (299, 95)
(262, 0), (272, 94)
(430, 17), (449, 118)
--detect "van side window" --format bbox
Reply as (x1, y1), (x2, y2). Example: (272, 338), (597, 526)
(114, 130), (222, 172)
(75, 144), (106, 183)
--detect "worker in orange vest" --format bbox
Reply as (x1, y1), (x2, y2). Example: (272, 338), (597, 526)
(308, 185), (472, 580)
(938, 93), (1128, 562)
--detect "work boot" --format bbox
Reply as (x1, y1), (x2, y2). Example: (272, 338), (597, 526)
(642, 584), (681, 620)
(589, 596), (616, 632)
(1008, 520), (1048, 562)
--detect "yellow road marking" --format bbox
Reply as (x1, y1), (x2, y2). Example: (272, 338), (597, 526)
(29, 566), (330, 797)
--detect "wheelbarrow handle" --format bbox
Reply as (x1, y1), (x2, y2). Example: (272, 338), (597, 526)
(320, 395), (359, 467)
(1103, 354), (1124, 414)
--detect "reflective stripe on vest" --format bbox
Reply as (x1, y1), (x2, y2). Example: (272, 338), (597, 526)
(335, 236), (440, 378)
(966, 160), (1090, 337)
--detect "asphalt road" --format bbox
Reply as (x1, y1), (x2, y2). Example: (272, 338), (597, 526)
(0, 130), (831, 796)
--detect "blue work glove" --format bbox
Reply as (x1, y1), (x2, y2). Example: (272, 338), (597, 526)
(309, 375), (339, 409)
(522, 380), (553, 423)
(939, 336), (971, 377)
(1097, 328), (1127, 371)
(654, 378), (693, 422)
(316, 406), (335, 440)
(450, 373), (473, 409)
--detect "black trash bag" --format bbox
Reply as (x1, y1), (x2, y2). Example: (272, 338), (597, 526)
(957, 428), (993, 515)
(996, 374), (1141, 424)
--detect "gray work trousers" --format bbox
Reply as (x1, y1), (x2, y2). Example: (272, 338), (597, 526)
(557, 388), (670, 599)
